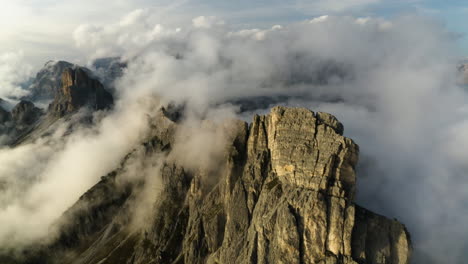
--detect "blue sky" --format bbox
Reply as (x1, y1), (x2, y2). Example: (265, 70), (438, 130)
(1, 0), (468, 66)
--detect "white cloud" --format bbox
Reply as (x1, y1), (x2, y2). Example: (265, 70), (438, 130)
(192, 16), (225, 28)
(296, 0), (382, 13)
(309, 15), (329, 23)
(0, 1), (180, 68)
(0, 51), (33, 98)
(73, 11), (182, 61)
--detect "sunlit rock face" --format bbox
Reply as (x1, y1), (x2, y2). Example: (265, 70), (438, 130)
(25, 61), (76, 102)
(0, 99), (43, 145)
(7, 106), (411, 264)
(48, 68), (114, 117)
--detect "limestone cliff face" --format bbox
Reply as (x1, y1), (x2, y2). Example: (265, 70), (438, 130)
(48, 68), (113, 117)
(18, 106), (411, 264)
(24, 60), (118, 102)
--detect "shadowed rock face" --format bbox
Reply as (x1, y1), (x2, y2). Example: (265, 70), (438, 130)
(9, 106), (411, 264)
(0, 105), (11, 123)
(48, 68), (114, 117)
(11, 100), (42, 125)
(0, 100), (43, 145)
(25, 61), (75, 101)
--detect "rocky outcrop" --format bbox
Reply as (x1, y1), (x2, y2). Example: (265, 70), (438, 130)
(48, 68), (114, 117)
(352, 206), (411, 264)
(25, 61), (75, 101)
(24, 60), (119, 102)
(0, 100), (43, 145)
(0, 66), (113, 146)
(13, 106), (411, 264)
(11, 100), (42, 126)
(0, 98), (11, 123)
(0, 104), (11, 124)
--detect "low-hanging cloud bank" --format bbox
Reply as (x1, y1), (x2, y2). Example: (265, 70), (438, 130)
(1, 10), (468, 263)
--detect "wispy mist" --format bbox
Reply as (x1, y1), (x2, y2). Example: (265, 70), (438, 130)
(0, 52), (33, 98)
(0, 96), (160, 248)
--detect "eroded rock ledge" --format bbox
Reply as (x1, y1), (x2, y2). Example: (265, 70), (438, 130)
(15, 106), (411, 264)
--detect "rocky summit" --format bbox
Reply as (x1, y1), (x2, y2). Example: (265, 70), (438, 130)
(0, 100), (43, 144)
(48, 67), (114, 117)
(13, 106), (411, 264)
(0, 65), (114, 146)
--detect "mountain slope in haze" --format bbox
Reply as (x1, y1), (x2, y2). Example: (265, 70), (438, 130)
(91, 57), (127, 93)
(23, 59), (120, 103)
(0, 63), (114, 146)
(7, 106), (411, 264)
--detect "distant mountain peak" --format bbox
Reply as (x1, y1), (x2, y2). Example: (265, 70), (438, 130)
(25, 60), (77, 102)
(48, 67), (114, 117)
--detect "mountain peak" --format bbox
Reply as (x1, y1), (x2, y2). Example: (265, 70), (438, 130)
(25, 60), (76, 101)
(16, 106), (411, 264)
(48, 67), (114, 117)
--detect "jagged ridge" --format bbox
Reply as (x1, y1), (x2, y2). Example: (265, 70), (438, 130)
(7, 106), (412, 264)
